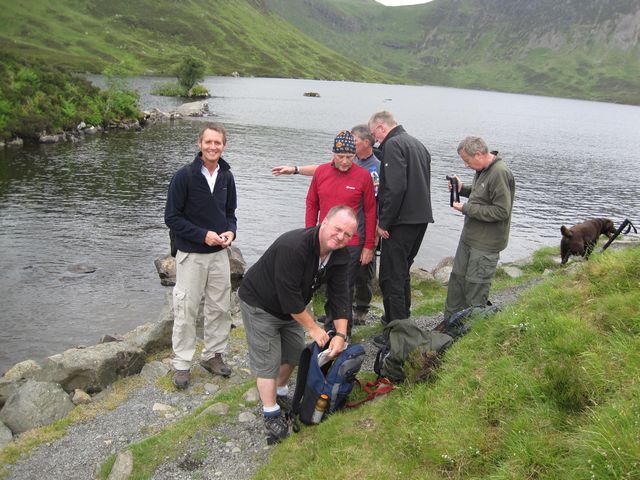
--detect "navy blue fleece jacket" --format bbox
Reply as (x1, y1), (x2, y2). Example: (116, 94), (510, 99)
(165, 153), (237, 254)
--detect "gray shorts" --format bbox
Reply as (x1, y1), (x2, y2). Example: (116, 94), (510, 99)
(239, 299), (305, 379)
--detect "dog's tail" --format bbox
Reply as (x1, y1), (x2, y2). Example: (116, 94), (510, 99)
(560, 225), (572, 238)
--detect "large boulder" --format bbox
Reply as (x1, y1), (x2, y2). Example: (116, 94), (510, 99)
(32, 343), (145, 394)
(0, 378), (24, 409)
(2, 359), (41, 381)
(432, 256), (454, 285)
(0, 420), (13, 448)
(0, 380), (74, 434)
(175, 100), (209, 117)
(154, 246), (245, 290)
(123, 301), (173, 353)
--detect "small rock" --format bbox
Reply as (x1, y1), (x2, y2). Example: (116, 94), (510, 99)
(242, 387), (260, 403)
(107, 450), (133, 480)
(502, 265), (523, 278)
(140, 361), (170, 382)
(72, 389), (92, 405)
(204, 383), (220, 395)
(152, 403), (173, 412)
(199, 402), (229, 416)
(238, 411), (255, 423)
(99, 334), (123, 344)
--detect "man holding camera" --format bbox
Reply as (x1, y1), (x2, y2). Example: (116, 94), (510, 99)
(444, 136), (515, 320)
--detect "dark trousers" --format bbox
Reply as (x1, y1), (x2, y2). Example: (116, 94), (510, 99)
(324, 244), (362, 335)
(354, 253), (376, 313)
(379, 223), (428, 324)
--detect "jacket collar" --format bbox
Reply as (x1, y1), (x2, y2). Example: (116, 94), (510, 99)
(379, 124), (406, 150)
(193, 152), (231, 172)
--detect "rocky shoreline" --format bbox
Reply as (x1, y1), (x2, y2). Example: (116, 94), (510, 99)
(1, 237), (638, 478)
(0, 100), (211, 149)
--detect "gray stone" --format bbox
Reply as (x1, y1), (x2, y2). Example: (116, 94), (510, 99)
(204, 383), (220, 395)
(433, 265), (452, 285)
(175, 100), (209, 117)
(152, 403), (173, 412)
(107, 450), (133, 480)
(0, 380), (74, 434)
(39, 133), (64, 144)
(199, 402), (229, 416)
(154, 254), (176, 286)
(122, 305), (173, 354)
(155, 246), (245, 290)
(238, 411), (255, 423)
(99, 334), (123, 344)
(72, 389), (92, 405)
(0, 378), (23, 408)
(3, 359), (41, 381)
(140, 361), (170, 382)
(410, 267), (435, 283)
(7, 137), (24, 147)
(84, 126), (98, 135)
(242, 387), (260, 403)
(33, 342), (145, 394)
(0, 420), (13, 449)
(501, 265), (523, 278)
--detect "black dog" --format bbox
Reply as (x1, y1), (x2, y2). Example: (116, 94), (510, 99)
(560, 218), (615, 264)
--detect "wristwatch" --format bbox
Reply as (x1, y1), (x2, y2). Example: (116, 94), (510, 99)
(293, 165), (299, 174)
(334, 332), (347, 340)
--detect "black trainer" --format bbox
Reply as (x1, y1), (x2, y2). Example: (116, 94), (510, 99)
(264, 413), (289, 445)
(372, 333), (387, 348)
(276, 395), (292, 414)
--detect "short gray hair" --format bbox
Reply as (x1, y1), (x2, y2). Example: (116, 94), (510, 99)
(325, 205), (357, 223)
(457, 136), (488, 156)
(351, 124), (374, 145)
(368, 111), (397, 129)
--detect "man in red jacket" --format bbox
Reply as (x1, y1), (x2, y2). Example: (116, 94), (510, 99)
(305, 130), (377, 335)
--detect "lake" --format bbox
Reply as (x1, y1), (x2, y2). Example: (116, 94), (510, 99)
(1, 76), (639, 373)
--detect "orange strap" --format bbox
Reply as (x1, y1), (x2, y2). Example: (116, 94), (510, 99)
(345, 377), (396, 408)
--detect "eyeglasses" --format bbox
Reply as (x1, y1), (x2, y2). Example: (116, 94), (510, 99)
(311, 264), (327, 291)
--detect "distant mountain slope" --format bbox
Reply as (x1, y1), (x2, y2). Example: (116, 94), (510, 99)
(266, 0), (640, 105)
(0, 0), (395, 83)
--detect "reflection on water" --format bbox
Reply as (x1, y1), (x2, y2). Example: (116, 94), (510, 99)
(1, 76), (639, 371)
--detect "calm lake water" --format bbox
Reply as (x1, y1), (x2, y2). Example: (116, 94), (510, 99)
(1, 76), (639, 372)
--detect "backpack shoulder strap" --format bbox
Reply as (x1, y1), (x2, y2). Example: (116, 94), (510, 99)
(290, 342), (314, 415)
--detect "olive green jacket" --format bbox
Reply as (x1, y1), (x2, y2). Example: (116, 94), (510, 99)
(460, 153), (515, 253)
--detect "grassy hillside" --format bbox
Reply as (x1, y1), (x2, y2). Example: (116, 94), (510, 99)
(0, 0), (395, 83)
(257, 244), (640, 479)
(266, 0), (640, 105)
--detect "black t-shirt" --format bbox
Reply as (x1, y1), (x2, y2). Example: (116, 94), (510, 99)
(238, 226), (351, 321)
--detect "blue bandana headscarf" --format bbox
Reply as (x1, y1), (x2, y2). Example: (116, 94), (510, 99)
(332, 130), (356, 154)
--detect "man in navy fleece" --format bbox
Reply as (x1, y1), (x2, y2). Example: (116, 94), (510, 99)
(165, 123), (237, 389)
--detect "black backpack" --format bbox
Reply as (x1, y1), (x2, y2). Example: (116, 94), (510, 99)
(291, 333), (365, 431)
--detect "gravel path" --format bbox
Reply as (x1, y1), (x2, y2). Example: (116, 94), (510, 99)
(3, 281), (534, 480)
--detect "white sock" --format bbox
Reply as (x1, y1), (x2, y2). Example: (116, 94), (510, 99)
(263, 404), (280, 416)
(276, 385), (289, 397)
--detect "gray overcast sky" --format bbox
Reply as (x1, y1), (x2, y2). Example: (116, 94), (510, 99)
(376, 0), (432, 5)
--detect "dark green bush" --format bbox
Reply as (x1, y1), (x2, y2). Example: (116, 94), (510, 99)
(0, 54), (141, 141)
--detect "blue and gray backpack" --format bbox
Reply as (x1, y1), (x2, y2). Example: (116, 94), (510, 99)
(291, 332), (365, 430)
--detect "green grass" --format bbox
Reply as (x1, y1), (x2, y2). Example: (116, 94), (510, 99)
(255, 244), (640, 479)
(0, 0), (395, 84)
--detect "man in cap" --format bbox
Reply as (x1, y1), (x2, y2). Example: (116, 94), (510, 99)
(305, 130), (377, 335)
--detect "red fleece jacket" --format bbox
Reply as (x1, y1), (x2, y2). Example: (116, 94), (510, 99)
(305, 162), (376, 249)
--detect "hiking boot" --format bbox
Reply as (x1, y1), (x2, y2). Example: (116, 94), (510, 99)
(201, 353), (232, 377)
(264, 413), (289, 445)
(172, 369), (190, 390)
(372, 333), (387, 348)
(353, 310), (367, 326)
(276, 395), (292, 415)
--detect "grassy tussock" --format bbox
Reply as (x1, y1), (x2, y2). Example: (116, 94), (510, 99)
(256, 245), (640, 479)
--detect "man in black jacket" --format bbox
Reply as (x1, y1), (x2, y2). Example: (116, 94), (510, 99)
(369, 111), (433, 344)
(238, 205), (355, 444)
(165, 123), (237, 389)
